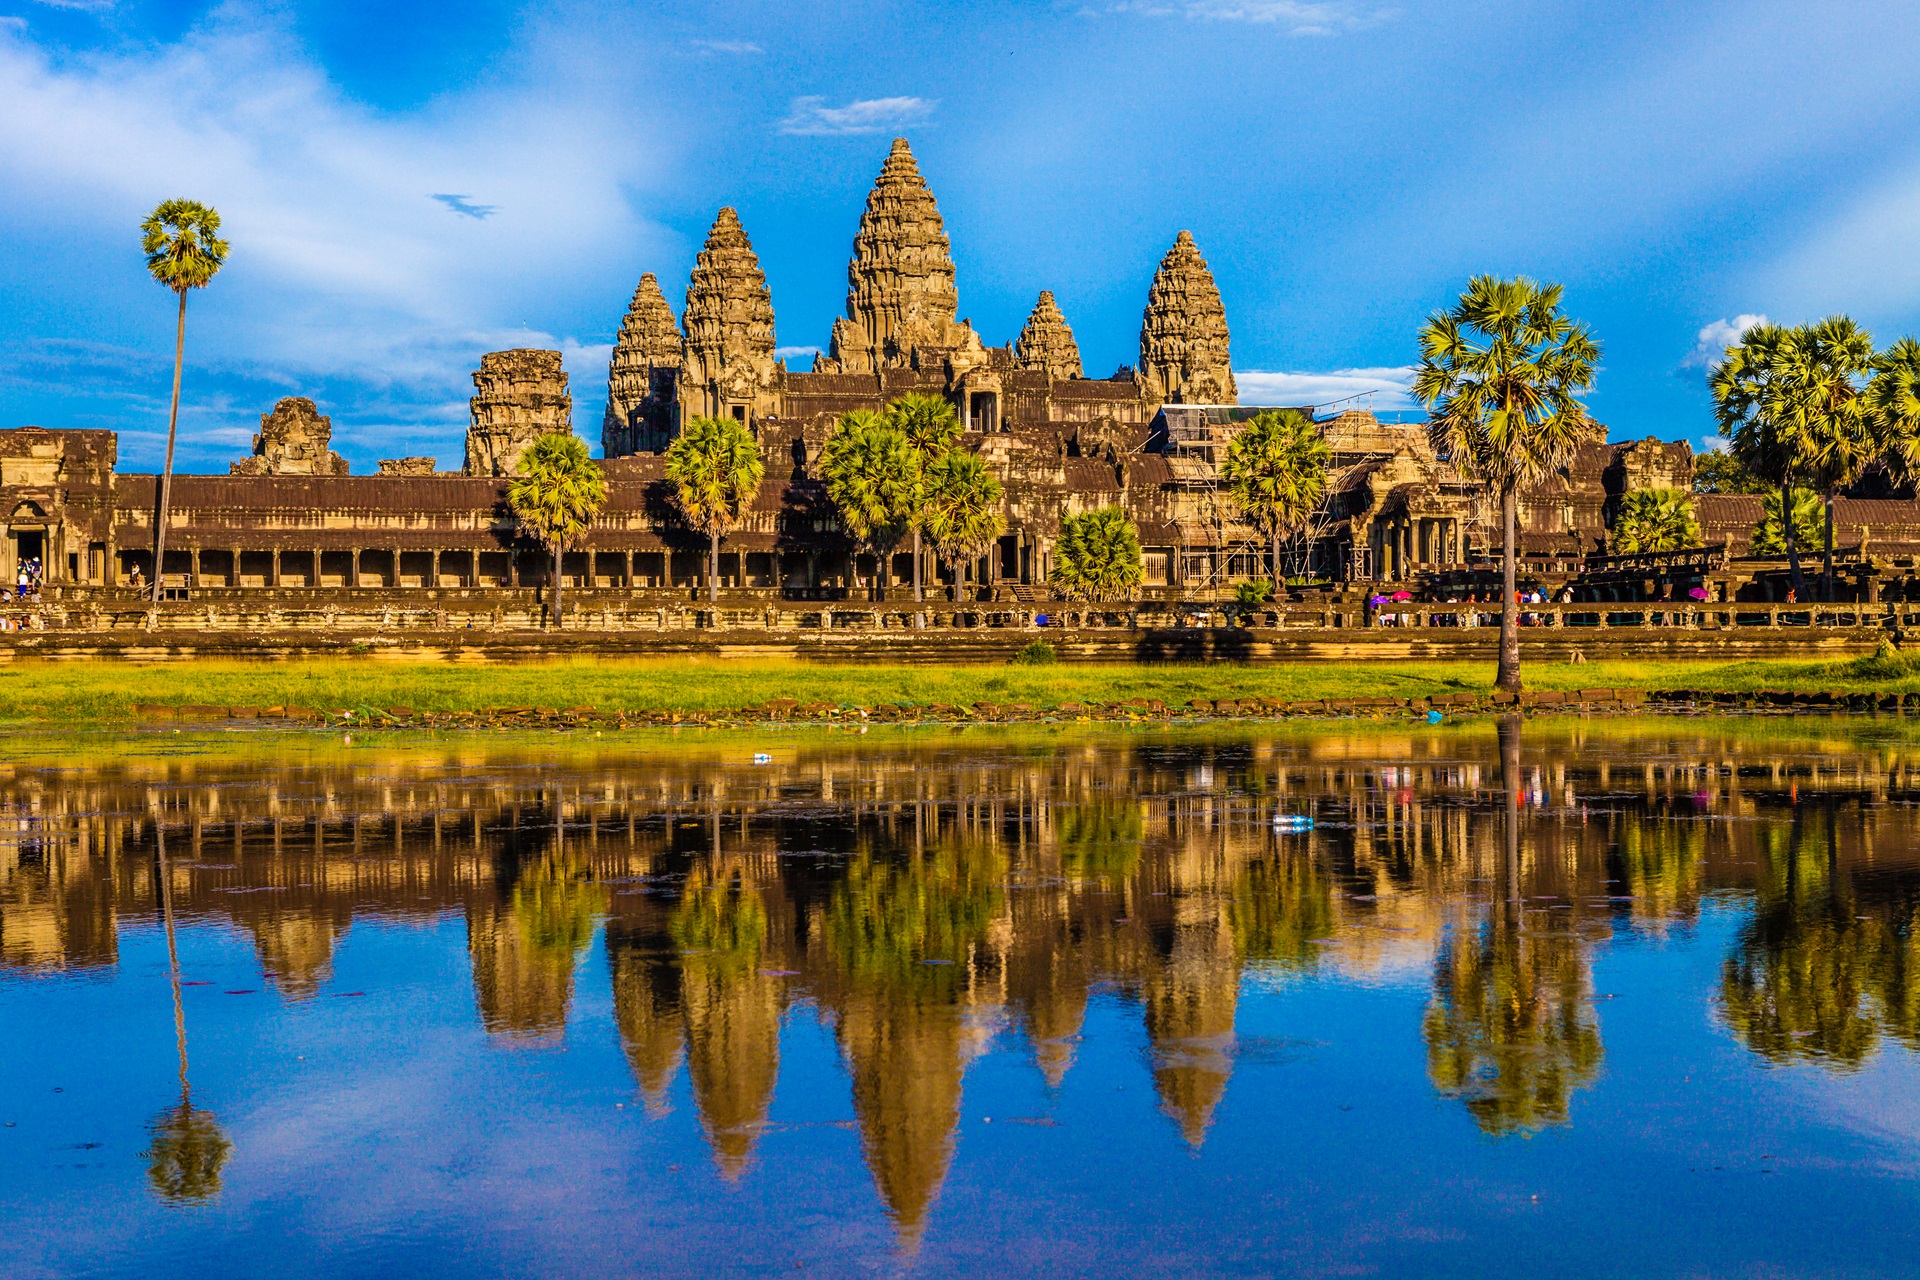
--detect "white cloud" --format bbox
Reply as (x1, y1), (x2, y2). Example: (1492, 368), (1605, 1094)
(778, 95), (936, 137)
(1237, 366), (1417, 411)
(0, 11), (671, 469)
(689, 39), (763, 56)
(1683, 314), (1767, 369)
(1102, 0), (1391, 35)
(773, 345), (821, 360)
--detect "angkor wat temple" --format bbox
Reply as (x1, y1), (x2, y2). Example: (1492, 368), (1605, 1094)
(5, 137), (1919, 622)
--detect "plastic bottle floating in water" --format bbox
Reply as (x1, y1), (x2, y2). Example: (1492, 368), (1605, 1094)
(1272, 813), (1315, 831)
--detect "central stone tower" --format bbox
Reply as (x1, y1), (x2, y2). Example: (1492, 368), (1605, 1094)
(818, 138), (981, 374)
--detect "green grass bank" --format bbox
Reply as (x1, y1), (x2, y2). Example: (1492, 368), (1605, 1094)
(6, 652), (1920, 723)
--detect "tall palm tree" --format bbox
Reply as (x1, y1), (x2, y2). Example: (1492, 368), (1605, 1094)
(507, 432), (608, 629)
(141, 200), (229, 605)
(1775, 317), (1875, 601)
(1713, 324), (1807, 599)
(1868, 336), (1920, 482)
(665, 415), (764, 604)
(819, 409), (917, 602)
(1220, 408), (1331, 591)
(1414, 276), (1601, 693)
(887, 393), (963, 603)
(920, 449), (1005, 603)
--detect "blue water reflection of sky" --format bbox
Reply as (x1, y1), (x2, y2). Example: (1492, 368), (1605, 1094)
(5, 902), (1918, 1278)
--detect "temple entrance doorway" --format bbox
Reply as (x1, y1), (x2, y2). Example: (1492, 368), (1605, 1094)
(9, 528), (44, 589)
(969, 392), (999, 434)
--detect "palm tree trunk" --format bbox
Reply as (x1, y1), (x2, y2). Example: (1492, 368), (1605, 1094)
(913, 526), (923, 603)
(151, 289), (188, 607)
(1823, 491), (1836, 603)
(1782, 477), (1807, 601)
(1271, 525), (1282, 593)
(1497, 485), (1520, 693)
(551, 544), (563, 630)
(709, 530), (719, 605)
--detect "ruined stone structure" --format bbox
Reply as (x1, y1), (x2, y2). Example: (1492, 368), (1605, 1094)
(466, 349), (571, 478)
(1138, 231), (1236, 406)
(10, 135), (1920, 623)
(1015, 292), (1084, 380)
(230, 398), (348, 477)
(603, 273), (680, 456)
(677, 208), (779, 426)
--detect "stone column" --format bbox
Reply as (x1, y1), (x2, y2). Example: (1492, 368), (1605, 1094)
(430, 550), (441, 588)
(350, 548), (361, 588)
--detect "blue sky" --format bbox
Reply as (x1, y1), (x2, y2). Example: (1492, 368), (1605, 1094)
(5, 0), (1920, 473)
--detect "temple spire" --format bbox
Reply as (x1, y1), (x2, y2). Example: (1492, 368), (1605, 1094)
(820, 138), (974, 374)
(1014, 291), (1084, 380)
(680, 207), (777, 425)
(603, 273), (680, 456)
(1138, 230), (1236, 406)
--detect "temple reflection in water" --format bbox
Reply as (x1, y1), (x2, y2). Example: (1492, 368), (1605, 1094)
(5, 724), (1920, 1237)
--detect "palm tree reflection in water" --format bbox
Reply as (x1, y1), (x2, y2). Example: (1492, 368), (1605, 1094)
(1721, 806), (1920, 1067)
(1423, 717), (1605, 1133)
(143, 824), (233, 1205)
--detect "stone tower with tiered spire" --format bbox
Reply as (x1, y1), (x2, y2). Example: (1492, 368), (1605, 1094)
(603, 273), (681, 456)
(818, 138), (983, 374)
(1138, 230), (1236, 406)
(679, 207), (779, 427)
(1014, 291), (1084, 380)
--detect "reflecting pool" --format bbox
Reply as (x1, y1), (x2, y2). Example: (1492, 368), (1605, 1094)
(3, 720), (1920, 1277)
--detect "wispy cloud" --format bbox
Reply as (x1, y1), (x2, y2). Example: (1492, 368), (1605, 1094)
(778, 95), (935, 137)
(1100, 0), (1392, 36)
(1237, 366), (1417, 410)
(431, 194), (497, 220)
(689, 38), (763, 56)
(773, 345), (820, 360)
(0, 11), (669, 469)
(1682, 314), (1767, 370)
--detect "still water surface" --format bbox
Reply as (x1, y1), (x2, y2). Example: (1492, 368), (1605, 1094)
(3, 721), (1920, 1277)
